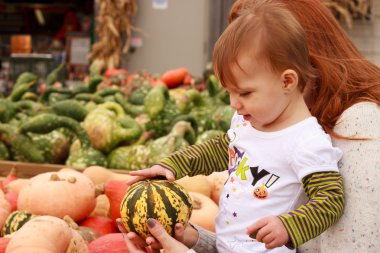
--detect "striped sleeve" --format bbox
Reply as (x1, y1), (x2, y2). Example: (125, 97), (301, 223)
(157, 133), (230, 179)
(278, 171), (345, 249)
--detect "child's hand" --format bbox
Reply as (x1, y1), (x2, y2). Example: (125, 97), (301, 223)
(246, 216), (289, 249)
(127, 165), (176, 185)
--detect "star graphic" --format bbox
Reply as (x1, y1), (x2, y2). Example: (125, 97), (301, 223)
(232, 188), (236, 192)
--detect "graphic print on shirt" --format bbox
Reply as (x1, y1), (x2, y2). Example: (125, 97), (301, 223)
(228, 144), (281, 200)
(228, 146), (245, 174)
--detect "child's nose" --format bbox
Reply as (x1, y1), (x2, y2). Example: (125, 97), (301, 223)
(229, 94), (241, 110)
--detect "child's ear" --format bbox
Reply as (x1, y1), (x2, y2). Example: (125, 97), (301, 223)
(281, 69), (298, 92)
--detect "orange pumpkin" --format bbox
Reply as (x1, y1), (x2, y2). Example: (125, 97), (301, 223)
(101, 180), (130, 221)
(83, 166), (132, 184)
(189, 192), (219, 232)
(0, 237), (10, 253)
(4, 179), (29, 194)
(4, 191), (18, 212)
(2, 167), (17, 189)
(0, 190), (11, 231)
(88, 233), (129, 253)
(17, 171), (97, 221)
(80, 216), (118, 236)
(6, 215), (89, 253)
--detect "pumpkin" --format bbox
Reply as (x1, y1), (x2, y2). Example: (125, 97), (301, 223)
(88, 233), (129, 253)
(90, 194), (110, 217)
(17, 171), (98, 221)
(176, 175), (212, 198)
(0, 238), (10, 253)
(4, 192), (17, 212)
(4, 179), (29, 194)
(83, 166), (132, 184)
(0, 190), (11, 231)
(188, 192), (219, 232)
(2, 168), (17, 189)
(207, 171), (229, 204)
(253, 184), (269, 199)
(5, 215), (89, 253)
(80, 216), (118, 236)
(2, 210), (37, 236)
(120, 179), (192, 239)
(101, 180), (130, 221)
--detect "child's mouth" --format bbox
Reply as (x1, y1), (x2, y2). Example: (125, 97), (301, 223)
(243, 115), (251, 121)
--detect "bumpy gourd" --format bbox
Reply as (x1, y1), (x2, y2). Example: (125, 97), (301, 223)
(120, 179), (192, 239)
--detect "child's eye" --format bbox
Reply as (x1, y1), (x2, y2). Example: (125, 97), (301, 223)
(240, 92), (251, 97)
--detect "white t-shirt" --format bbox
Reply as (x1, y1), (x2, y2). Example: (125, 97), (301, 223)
(215, 115), (342, 253)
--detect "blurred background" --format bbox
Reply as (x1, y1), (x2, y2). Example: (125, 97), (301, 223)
(0, 0), (378, 91)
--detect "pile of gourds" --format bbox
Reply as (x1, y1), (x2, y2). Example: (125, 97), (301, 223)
(0, 165), (228, 252)
(0, 64), (233, 251)
(0, 64), (234, 170)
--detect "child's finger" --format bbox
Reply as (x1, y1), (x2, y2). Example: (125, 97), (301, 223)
(255, 226), (271, 243)
(247, 217), (268, 238)
(164, 169), (175, 181)
(261, 232), (275, 244)
(128, 168), (158, 177)
(127, 175), (146, 185)
(264, 238), (281, 249)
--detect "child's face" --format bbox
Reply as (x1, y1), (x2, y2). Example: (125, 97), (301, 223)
(225, 55), (295, 131)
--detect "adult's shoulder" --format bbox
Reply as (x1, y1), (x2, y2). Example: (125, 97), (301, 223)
(334, 102), (380, 139)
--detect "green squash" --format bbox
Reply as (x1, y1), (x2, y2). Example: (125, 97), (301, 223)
(107, 121), (194, 171)
(120, 179), (192, 239)
(2, 210), (37, 236)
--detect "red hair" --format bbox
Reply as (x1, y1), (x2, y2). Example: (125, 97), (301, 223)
(229, 0), (380, 139)
(213, 0), (315, 92)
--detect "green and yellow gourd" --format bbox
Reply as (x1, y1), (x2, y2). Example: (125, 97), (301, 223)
(2, 210), (37, 236)
(120, 179), (192, 239)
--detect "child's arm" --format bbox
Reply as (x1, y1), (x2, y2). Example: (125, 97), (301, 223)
(129, 133), (230, 181)
(247, 171), (344, 249)
(279, 171), (344, 248)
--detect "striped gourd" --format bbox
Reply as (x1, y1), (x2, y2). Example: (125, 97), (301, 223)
(120, 179), (192, 239)
(2, 210), (37, 236)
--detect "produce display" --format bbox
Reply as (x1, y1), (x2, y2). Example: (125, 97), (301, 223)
(0, 64), (231, 251)
(119, 179), (193, 239)
(0, 64), (233, 170)
(0, 164), (228, 252)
